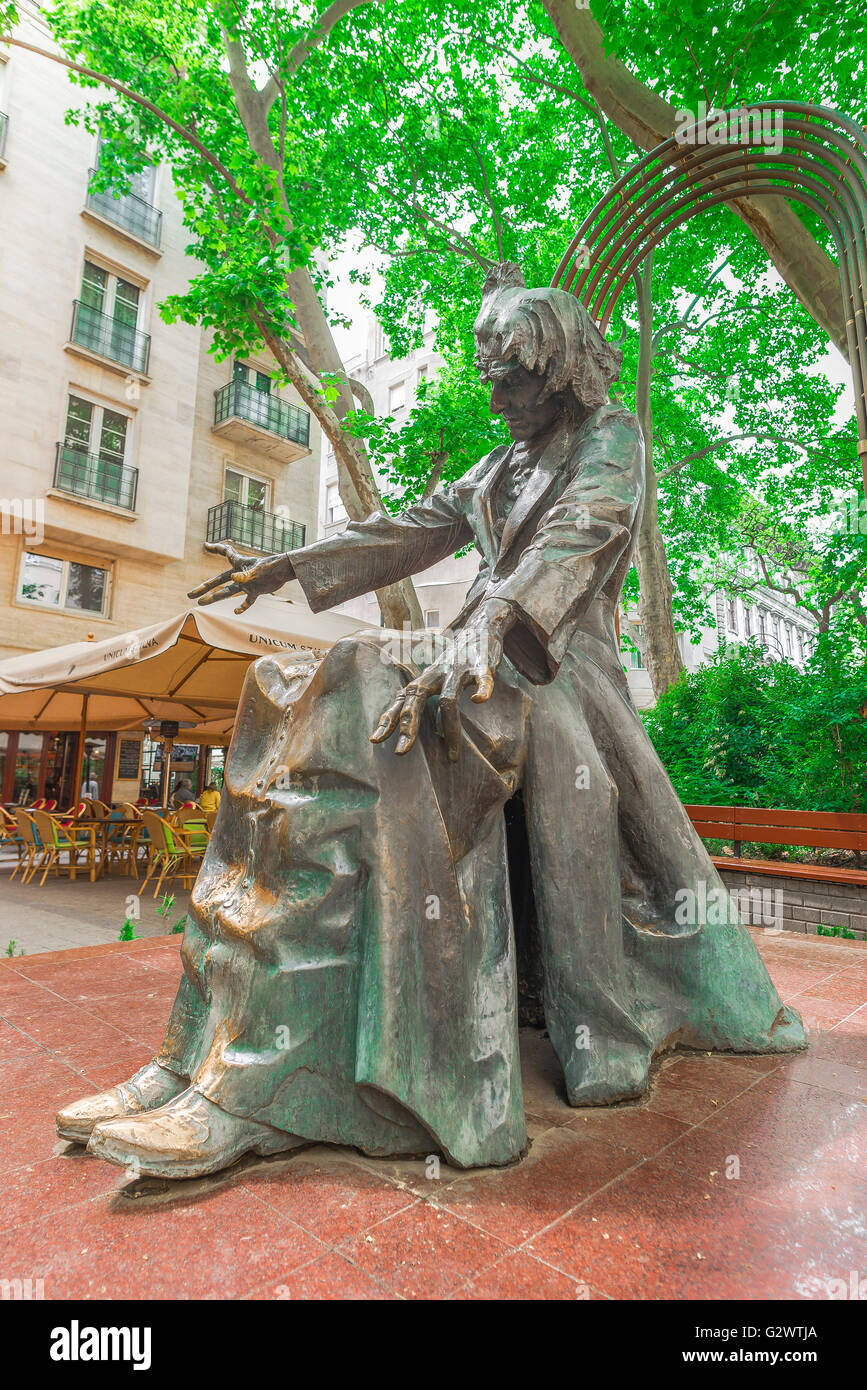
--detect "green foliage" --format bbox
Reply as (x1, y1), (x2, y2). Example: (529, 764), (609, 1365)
(118, 917), (140, 941)
(817, 924), (856, 938)
(4, 940), (25, 957)
(11, 0), (864, 655)
(643, 643), (867, 811)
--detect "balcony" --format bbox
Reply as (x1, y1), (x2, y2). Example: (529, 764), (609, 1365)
(212, 379), (311, 465)
(0, 111), (8, 166)
(85, 168), (163, 249)
(53, 442), (139, 511)
(206, 500), (306, 554)
(69, 300), (151, 375)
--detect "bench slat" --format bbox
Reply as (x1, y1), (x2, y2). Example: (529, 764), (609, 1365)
(732, 807), (867, 831)
(711, 856), (867, 888)
(732, 825), (864, 852)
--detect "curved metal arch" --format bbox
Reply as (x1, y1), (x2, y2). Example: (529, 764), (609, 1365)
(550, 103), (867, 497)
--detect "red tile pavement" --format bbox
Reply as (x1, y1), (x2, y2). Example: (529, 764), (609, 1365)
(0, 929), (864, 1300)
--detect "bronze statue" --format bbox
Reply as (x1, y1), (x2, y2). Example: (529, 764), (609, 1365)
(57, 265), (804, 1179)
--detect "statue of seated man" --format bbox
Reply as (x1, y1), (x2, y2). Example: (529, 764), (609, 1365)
(58, 265), (804, 1179)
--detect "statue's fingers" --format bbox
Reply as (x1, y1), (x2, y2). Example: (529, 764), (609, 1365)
(204, 542), (241, 564)
(470, 668), (496, 703)
(438, 670), (474, 761)
(233, 592), (258, 614)
(196, 581), (244, 607)
(395, 687), (426, 754)
(369, 692), (406, 744)
(187, 568), (235, 599)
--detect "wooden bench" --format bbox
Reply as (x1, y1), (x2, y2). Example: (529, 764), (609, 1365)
(685, 804), (867, 886)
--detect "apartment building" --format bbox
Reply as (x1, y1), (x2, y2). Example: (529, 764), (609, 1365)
(323, 312), (818, 706)
(0, 7), (321, 801)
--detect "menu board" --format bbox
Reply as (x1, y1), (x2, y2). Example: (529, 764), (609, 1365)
(116, 736), (142, 781)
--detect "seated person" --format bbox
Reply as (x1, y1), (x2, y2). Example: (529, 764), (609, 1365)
(58, 266), (804, 1180)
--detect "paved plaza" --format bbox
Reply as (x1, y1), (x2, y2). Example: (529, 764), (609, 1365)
(0, 926), (863, 1299)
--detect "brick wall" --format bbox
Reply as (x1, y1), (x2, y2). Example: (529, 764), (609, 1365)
(717, 867), (867, 940)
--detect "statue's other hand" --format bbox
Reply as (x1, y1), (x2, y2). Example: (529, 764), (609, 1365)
(188, 543), (296, 615)
(370, 605), (513, 762)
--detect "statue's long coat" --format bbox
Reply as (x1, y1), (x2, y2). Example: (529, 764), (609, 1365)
(160, 404), (804, 1167)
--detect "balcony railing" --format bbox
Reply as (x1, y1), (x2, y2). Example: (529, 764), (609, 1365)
(214, 380), (310, 449)
(0, 112), (8, 159)
(54, 442), (139, 511)
(86, 168), (163, 248)
(70, 300), (151, 374)
(207, 500), (306, 554)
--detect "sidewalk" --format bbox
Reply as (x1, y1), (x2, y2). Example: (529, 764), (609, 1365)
(0, 929), (864, 1299)
(0, 863), (190, 956)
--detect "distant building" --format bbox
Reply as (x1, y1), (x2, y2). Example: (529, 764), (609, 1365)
(322, 314), (819, 706)
(320, 315), (477, 630)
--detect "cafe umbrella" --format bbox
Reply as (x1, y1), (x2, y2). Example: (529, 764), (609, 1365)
(0, 594), (361, 803)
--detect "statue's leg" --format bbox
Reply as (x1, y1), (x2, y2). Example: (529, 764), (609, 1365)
(521, 674), (655, 1106)
(575, 652), (806, 1057)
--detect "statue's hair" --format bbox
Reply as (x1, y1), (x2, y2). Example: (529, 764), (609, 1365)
(473, 262), (622, 411)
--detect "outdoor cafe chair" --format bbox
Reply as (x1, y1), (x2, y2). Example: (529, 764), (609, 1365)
(2, 807), (29, 879)
(139, 811), (209, 897)
(30, 810), (103, 885)
(117, 803), (146, 877)
(13, 810), (45, 884)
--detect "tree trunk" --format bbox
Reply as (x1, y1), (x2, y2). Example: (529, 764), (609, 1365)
(222, 31), (423, 628)
(634, 256), (686, 697)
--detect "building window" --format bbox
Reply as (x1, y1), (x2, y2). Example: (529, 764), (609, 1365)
(389, 380), (406, 413)
(326, 482), (347, 526)
(18, 551), (109, 616)
(72, 259), (148, 372)
(417, 364), (428, 386)
(82, 260), (141, 330)
(758, 610), (767, 642)
(424, 609), (440, 628)
(727, 597), (738, 631)
(743, 606), (752, 638)
(234, 360), (272, 395)
(56, 394), (135, 507)
(224, 467), (269, 511)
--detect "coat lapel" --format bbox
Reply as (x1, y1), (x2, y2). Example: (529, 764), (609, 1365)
(470, 445), (512, 566)
(495, 427), (576, 566)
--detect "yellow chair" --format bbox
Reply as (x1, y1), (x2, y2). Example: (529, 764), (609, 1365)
(139, 812), (207, 897)
(12, 810), (44, 884)
(0, 807), (26, 875)
(31, 810), (101, 884)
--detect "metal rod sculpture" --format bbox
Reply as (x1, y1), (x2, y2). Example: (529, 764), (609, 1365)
(552, 102), (867, 500)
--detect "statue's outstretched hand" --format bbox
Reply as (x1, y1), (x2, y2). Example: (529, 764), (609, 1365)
(370, 599), (515, 762)
(188, 542), (296, 615)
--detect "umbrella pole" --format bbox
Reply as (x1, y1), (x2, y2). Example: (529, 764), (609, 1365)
(160, 736), (173, 809)
(72, 695), (89, 805)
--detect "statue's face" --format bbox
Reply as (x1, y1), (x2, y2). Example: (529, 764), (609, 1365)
(482, 358), (563, 442)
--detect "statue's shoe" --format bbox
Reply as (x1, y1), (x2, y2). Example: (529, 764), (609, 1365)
(87, 1088), (303, 1179)
(56, 1061), (188, 1144)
